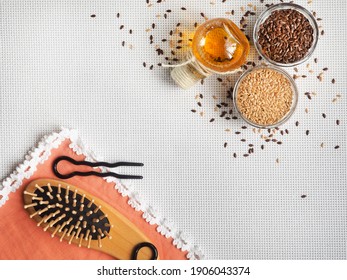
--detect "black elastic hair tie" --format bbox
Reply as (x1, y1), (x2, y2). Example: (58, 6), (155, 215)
(131, 242), (158, 260)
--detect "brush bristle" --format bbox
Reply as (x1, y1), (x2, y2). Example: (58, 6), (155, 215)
(24, 184), (113, 248)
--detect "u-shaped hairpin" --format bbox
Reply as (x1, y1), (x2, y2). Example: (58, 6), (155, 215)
(52, 156), (144, 180)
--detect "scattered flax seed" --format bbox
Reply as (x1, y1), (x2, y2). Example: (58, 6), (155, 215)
(191, 109), (196, 113)
(306, 130), (310, 136)
(224, 142), (228, 148)
(323, 67), (328, 71)
(90, 14), (96, 18)
(332, 78), (336, 84)
(317, 72), (324, 82)
(314, 58), (318, 63)
(120, 25), (124, 29)
(200, 12), (208, 20)
(209, 118), (215, 123)
(220, 111), (227, 118)
(301, 195), (307, 198)
(243, 154), (249, 157)
(335, 145), (340, 149)
(233, 153), (237, 158)
(156, 48), (164, 55)
(295, 121), (299, 126)
(197, 102), (202, 107)
(181, 7), (186, 11)
(336, 120), (340, 125)
(305, 108), (309, 114)
(322, 113), (326, 118)
(305, 92), (312, 100)
(143, 62), (146, 67)
(331, 95), (340, 103)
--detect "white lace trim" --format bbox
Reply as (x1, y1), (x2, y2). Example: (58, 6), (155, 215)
(0, 128), (204, 260)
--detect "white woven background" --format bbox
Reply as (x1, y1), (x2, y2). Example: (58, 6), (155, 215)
(0, 0), (346, 259)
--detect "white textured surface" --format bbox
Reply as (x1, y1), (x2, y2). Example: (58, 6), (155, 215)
(0, 0), (346, 259)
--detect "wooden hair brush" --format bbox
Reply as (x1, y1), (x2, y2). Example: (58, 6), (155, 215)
(23, 179), (158, 260)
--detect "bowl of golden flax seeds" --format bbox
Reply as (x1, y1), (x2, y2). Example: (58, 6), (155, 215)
(233, 66), (298, 128)
(253, 3), (319, 67)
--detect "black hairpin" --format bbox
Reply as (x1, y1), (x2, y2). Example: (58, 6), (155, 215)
(52, 156), (143, 179)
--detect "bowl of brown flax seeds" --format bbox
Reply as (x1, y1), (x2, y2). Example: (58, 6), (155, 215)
(233, 66), (298, 128)
(253, 3), (319, 67)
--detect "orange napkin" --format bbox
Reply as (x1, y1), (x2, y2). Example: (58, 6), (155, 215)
(0, 129), (197, 260)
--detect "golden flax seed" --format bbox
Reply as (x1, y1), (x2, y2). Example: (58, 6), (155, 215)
(236, 68), (294, 126)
